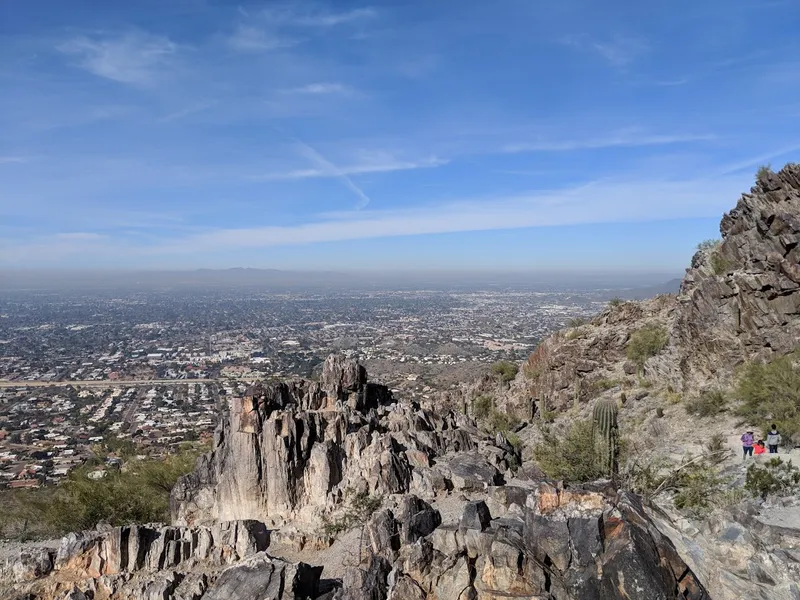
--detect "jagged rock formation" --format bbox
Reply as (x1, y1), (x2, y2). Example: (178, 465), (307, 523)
(648, 501), (800, 600)
(348, 484), (708, 600)
(4, 357), (712, 599)
(171, 355), (492, 529)
(2, 520), (321, 600)
(509, 163), (800, 414)
(675, 165), (800, 388)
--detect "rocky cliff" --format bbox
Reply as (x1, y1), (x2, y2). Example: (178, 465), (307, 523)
(171, 354), (487, 528)
(2, 356), (708, 600)
(511, 163), (800, 414)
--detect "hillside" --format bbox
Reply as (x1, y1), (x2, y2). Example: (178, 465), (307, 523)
(2, 164), (799, 600)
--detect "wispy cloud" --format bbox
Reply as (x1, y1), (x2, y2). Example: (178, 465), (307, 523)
(0, 156), (30, 164)
(57, 32), (177, 85)
(251, 155), (448, 182)
(227, 24), (297, 52)
(560, 34), (647, 67)
(503, 131), (715, 153)
(292, 140), (373, 209)
(285, 82), (355, 95)
(654, 78), (689, 87)
(103, 175), (752, 261)
(158, 101), (217, 122)
(275, 6), (378, 27)
(2, 173), (752, 267)
(54, 232), (108, 241)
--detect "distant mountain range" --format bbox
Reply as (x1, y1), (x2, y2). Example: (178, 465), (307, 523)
(0, 268), (683, 293)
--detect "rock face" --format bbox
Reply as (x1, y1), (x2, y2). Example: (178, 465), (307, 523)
(348, 483), (708, 600)
(171, 355), (493, 528)
(3, 358), (710, 600)
(509, 163), (800, 414)
(675, 165), (800, 389)
(649, 500), (800, 600)
(1, 520), (319, 600)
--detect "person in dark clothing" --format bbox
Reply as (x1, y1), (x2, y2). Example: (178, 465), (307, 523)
(766, 425), (782, 454)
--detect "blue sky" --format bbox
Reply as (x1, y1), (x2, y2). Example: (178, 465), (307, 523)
(2, 0), (800, 271)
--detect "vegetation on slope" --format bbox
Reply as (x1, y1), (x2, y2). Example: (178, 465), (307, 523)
(0, 444), (203, 540)
(626, 324), (668, 371)
(736, 354), (800, 442)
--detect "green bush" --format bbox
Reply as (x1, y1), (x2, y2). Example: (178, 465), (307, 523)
(709, 251), (733, 275)
(672, 462), (727, 514)
(696, 239), (720, 252)
(491, 360), (519, 383)
(567, 317), (588, 327)
(533, 420), (606, 483)
(684, 390), (728, 417)
(321, 489), (383, 537)
(0, 447), (202, 539)
(745, 458), (800, 499)
(626, 324), (668, 370)
(472, 395), (493, 420)
(488, 410), (520, 435)
(608, 297), (624, 308)
(736, 355), (800, 441)
(506, 433), (523, 451)
(594, 378), (622, 392)
(756, 163), (773, 181)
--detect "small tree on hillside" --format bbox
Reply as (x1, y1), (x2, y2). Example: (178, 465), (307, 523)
(626, 324), (668, 372)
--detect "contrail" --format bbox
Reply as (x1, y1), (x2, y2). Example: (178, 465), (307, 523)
(292, 138), (373, 210)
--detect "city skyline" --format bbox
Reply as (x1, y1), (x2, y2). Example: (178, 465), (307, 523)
(2, 0), (800, 268)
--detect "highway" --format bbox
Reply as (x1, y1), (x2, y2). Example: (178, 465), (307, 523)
(0, 377), (259, 389)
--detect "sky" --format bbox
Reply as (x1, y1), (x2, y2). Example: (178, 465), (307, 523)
(2, 0), (800, 271)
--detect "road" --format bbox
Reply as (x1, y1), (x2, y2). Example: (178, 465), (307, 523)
(0, 377), (260, 389)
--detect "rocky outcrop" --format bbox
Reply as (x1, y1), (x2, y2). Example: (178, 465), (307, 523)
(675, 165), (800, 389)
(649, 499), (800, 600)
(171, 355), (503, 529)
(1, 520), (320, 600)
(346, 482), (709, 600)
(508, 163), (800, 412)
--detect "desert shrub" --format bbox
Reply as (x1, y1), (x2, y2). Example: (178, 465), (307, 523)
(696, 239), (720, 252)
(488, 410), (520, 435)
(671, 462), (727, 514)
(709, 251), (733, 275)
(756, 163), (773, 181)
(533, 420), (607, 483)
(745, 458), (800, 499)
(626, 324), (668, 370)
(608, 297), (624, 308)
(621, 455), (670, 498)
(506, 433), (523, 451)
(321, 489), (383, 537)
(567, 316), (588, 327)
(707, 432), (726, 453)
(593, 378), (621, 392)
(491, 360), (519, 383)
(736, 355), (800, 441)
(685, 390), (728, 417)
(472, 395), (493, 420)
(0, 447), (203, 539)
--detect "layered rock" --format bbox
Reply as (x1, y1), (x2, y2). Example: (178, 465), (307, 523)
(2, 520), (320, 600)
(507, 163), (800, 413)
(171, 355), (494, 528)
(675, 165), (800, 389)
(346, 483), (708, 600)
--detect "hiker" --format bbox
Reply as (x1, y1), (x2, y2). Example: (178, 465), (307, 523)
(767, 425), (782, 454)
(754, 440), (766, 455)
(741, 431), (754, 460)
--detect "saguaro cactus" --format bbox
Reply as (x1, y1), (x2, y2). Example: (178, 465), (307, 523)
(592, 398), (619, 476)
